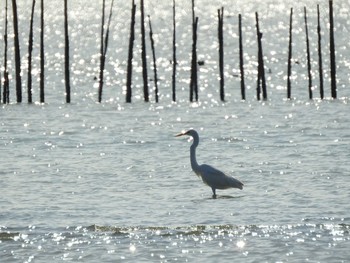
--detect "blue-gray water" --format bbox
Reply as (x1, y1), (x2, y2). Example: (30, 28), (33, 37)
(1, 0), (350, 262)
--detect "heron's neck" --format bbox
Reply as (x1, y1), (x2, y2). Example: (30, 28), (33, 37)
(190, 142), (200, 172)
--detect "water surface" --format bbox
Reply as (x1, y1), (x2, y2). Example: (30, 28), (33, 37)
(1, 0), (350, 261)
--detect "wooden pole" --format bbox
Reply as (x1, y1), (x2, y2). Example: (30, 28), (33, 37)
(218, 7), (224, 102)
(304, 7), (313, 100)
(64, 0), (71, 103)
(148, 15), (159, 103)
(27, 0), (36, 103)
(103, 1), (114, 64)
(329, 0), (337, 98)
(97, 0), (113, 103)
(255, 12), (267, 100)
(189, 0), (198, 102)
(190, 17), (199, 102)
(190, 0), (194, 102)
(140, 0), (149, 102)
(12, 0), (22, 103)
(287, 8), (293, 99)
(126, 1), (136, 103)
(97, 0), (106, 103)
(40, 0), (45, 103)
(317, 4), (324, 99)
(172, 0), (176, 102)
(3, 0), (10, 104)
(238, 14), (245, 101)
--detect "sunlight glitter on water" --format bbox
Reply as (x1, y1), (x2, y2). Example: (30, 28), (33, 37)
(1, 223), (349, 261)
(1, 0), (350, 261)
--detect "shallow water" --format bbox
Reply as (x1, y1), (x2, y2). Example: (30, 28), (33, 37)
(1, 100), (350, 262)
(1, 0), (350, 262)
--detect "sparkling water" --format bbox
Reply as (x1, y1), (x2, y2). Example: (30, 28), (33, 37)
(1, 0), (350, 262)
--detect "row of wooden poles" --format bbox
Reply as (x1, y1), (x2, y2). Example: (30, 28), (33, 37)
(0, 0), (338, 104)
(287, 3), (337, 100)
(187, 0), (337, 102)
(1, 0), (70, 104)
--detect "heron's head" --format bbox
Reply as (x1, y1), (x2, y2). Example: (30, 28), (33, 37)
(175, 129), (198, 138)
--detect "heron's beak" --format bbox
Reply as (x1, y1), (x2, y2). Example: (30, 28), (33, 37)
(175, 132), (184, 137)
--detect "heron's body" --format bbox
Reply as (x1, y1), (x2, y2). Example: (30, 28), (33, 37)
(176, 129), (243, 198)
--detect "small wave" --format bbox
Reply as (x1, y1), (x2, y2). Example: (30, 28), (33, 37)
(0, 232), (20, 241)
(212, 137), (246, 143)
(2, 223), (349, 262)
(122, 140), (156, 145)
(84, 222), (350, 238)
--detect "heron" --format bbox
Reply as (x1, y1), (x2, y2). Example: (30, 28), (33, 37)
(176, 129), (243, 199)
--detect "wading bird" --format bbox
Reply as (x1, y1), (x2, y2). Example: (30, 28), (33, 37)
(176, 129), (243, 198)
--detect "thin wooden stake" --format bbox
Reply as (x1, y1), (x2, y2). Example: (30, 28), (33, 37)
(172, 0), (176, 102)
(190, 0), (198, 102)
(218, 7), (225, 102)
(140, 0), (149, 102)
(329, 0), (337, 98)
(12, 0), (22, 103)
(97, 0), (114, 103)
(190, 17), (199, 102)
(148, 15), (159, 103)
(3, 0), (10, 104)
(304, 7), (313, 100)
(40, 0), (45, 103)
(103, 0), (114, 58)
(97, 0), (106, 103)
(64, 0), (71, 103)
(255, 12), (267, 100)
(238, 14), (245, 101)
(287, 8), (293, 99)
(317, 4), (324, 99)
(126, 1), (136, 103)
(27, 0), (36, 103)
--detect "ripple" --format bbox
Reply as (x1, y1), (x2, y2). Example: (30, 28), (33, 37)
(1, 223), (349, 261)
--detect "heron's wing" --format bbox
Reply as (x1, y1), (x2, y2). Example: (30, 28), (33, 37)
(199, 164), (243, 190)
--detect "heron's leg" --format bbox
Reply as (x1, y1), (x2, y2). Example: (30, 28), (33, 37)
(212, 188), (217, 199)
